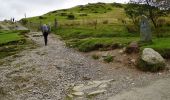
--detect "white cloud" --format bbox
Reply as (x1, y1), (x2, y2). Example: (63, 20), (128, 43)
(0, 0), (129, 21)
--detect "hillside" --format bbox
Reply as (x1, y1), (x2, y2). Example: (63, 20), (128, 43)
(25, 3), (126, 24)
(23, 2), (170, 56)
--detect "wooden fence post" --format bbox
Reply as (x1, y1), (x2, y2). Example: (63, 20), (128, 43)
(54, 18), (58, 29)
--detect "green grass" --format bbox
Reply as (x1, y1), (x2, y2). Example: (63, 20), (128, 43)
(144, 38), (170, 49)
(103, 55), (114, 63)
(142, 38), (170, 58)
(67, 37), (139, 52)
(0, 30), (36, 59)
(55, 25), (138, 39)
(24, 2), (170, 56)
(0, 31), (23, 44)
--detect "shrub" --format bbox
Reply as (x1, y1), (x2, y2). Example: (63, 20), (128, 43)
(157, 18), (166, 27)
(60, 12), (67, 16)
(39, 16), (46, 19)
(67, 14), (75, 20)
(111, 3), (123, 8)
(126, 25), (138, 33)
(20, 19), (28, 25)
(51, 11), (57, 13)
(154, 49), (170, 59)
(93, 11), (98, 13)
(165, 21), (170, 26)
(103, 20), (109, 24)
(103, 55), (113, 63)
(107, 8), (112, 10)
(79, 13), (88, 16)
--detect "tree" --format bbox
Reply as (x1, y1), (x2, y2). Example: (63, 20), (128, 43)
(125, 3), (148, 28)
(126, 0), (168, 28)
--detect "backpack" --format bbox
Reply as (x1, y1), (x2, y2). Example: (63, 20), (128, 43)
(42, 25), (49, 33)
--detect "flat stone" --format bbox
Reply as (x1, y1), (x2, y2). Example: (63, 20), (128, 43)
(88, 89), (106, 96)
(67, 94), (73, 98)
(73, 84), (84, 91)
(72, 92), (84, 96)
(99, 83), (108, 89)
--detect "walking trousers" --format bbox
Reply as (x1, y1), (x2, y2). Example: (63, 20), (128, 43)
(43, 32), (48, 46)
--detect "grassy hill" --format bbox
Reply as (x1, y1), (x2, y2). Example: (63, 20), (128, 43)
(23, 2), (170, 57)
(25, 3), (126, 23)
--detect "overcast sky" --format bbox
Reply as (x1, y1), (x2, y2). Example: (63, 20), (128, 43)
(0, 0), (129, 21)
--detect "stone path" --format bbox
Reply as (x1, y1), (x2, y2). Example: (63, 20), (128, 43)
(0, 32), (170, 100)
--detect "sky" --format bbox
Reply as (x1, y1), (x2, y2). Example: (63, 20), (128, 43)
(0, 0), (129, 21)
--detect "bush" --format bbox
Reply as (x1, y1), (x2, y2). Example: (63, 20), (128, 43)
(51, 11), (57, 13)
(60, 12), (67, 16)
(165, 21), (170, 26)
(126, 25), (138, 33)
(111, 3), (123, 8)
(39, 16), (46, 19)
(157, 18), (166, 27)
(103, 55), (113, 63)
(93, 11), (98, 13)
(67, 14), (75, 20)
(137, 58), (165, 72)
(155, 49), (170, 59)
(107, 8), (112, 10)
(20, 19), (28, 25)
(79, 13), (88, 16)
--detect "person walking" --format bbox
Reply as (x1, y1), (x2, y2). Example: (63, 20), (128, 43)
(41, 24), (50, 46)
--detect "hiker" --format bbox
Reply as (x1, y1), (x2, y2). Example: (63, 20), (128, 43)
(41, 24), (50, 46)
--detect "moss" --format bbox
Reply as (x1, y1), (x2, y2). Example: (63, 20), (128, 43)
(137, 58), (166, 72)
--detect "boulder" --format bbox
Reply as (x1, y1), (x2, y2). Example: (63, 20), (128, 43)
(137, 48), (166, 72)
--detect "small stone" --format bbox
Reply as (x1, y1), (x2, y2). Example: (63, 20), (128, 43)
(131, 59), (136, 64)
(99, 83), (108, 89)
(119, 50), (124, 54)
(73, 84), (84, 91)
(158, 73), (162, 75)
(72, 92), (84, 96)
(131, 83), (135, 85)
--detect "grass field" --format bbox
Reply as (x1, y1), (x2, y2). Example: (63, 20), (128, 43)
(0, 30), (35, 59)
(0, 31), (23, 44)
(23, 2), (170, 56)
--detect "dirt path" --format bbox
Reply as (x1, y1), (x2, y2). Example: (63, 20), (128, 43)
(108, 78), (170, 100)
(0, 32), (170, 100)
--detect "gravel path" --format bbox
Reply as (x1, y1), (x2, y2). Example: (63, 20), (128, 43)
(0, 32), (170, 100)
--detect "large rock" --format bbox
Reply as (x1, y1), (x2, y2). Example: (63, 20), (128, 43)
(138, 48), (166, 72)
(140, 15), (152, 42)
